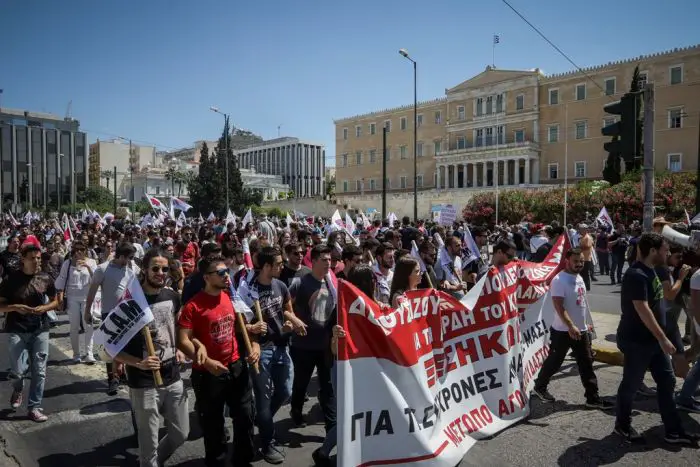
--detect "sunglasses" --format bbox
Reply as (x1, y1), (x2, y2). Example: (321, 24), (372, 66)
(208, 269), (229, 277)
(150, 266), (170, 273)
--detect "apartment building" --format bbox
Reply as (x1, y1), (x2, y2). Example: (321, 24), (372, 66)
(88, 139), (158, 197)
(334, 44), (700, 194)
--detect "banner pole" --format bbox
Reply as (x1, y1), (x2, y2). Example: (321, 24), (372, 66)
(253, 300), (266, 335)
(236, 313), (260, 374)
(141, 327), (163, 386)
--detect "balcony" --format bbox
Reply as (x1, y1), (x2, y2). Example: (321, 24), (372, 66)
(436, 139), (539, 158)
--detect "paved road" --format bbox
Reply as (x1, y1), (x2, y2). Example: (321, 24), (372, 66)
(2, 300), (700, 467)
(585, 273), (623, 315)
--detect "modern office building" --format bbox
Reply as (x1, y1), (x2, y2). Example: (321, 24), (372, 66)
(0, 108), (87, 211)
(235, 137), (325, 197)
(334, 44), (700, 194)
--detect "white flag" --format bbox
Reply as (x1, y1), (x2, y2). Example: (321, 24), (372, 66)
(241, 208), (253, 227)
(93, 278), (155, 358)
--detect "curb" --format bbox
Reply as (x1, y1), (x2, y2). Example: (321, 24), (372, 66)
(592, 341), (624, 366)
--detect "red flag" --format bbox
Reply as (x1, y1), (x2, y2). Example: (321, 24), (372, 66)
(241, 237), (254, 270)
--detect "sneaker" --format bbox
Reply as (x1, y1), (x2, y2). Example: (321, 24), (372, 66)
(28, 408), (48, 423)
(290, 409), (306, 427)
(677, 400), (700, 414)
(664, 432), (700, 445)
(71, 356), (82, 364)
(106, 378), (120, 396)
(10, 390), (22, 410)
(614, 425), (644, 443)
(83, 354), (97, 365)
(312, 447), (332, 467)
(532, 387), (556, 402)
(585, 397), (615, 410)
(637, 383), (657, 397)
(261, 442), (285, 464)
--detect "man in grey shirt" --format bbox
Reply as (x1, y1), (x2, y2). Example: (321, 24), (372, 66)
(84, 242), (140, 396)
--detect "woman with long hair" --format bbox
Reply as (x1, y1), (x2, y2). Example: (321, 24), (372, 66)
(389, 256), (421, 308)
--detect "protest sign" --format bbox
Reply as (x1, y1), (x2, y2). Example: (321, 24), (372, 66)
(337, 235), (569, 466)
(93, 277), (155, 358)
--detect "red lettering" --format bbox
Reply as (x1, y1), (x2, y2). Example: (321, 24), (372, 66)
(478, 330), (508, 358)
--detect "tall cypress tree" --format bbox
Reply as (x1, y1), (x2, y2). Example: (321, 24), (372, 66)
(214, 117), (263, 215)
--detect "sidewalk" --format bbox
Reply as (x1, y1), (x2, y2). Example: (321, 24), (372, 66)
(590, 311), (689, 366)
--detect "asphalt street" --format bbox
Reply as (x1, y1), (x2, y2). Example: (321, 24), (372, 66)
(584, 273), (624, 316)
(1, 284), (699, 467)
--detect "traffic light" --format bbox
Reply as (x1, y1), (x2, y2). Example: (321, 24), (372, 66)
(601, 92), (641, 169)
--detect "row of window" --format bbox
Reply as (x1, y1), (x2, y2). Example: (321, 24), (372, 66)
(548, 65), (683, 105)
(339, 140), (445, 167)
(342, 65), (687, 140)
(546, 153), (683, 180)
(343, 111), (443, 140)
(341, 175), (427, 192)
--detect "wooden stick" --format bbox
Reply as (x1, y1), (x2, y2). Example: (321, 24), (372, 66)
(253, 300), (266, 335)
(236, 312), (259, 374)
(423, 271), (434, 289)
(141, 327), (163, 386)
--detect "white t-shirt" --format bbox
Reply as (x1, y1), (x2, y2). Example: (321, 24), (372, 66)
(688, 270), (700, 335)
(550, 270), (589, 332)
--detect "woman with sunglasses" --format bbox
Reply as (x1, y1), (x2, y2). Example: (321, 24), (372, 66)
(55, 241), (97, 364)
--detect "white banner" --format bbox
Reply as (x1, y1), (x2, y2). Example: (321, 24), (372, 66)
(93, 278), (155, 358)
(337, 235), (570, 466)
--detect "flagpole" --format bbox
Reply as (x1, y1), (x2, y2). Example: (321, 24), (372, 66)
(564, 103), (568, 226)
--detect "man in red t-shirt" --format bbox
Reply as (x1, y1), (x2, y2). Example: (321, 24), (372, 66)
(178, 255), (259, 466)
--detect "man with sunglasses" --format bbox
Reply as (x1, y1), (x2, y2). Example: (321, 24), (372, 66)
(280, 242), (310, 287)
(178, 255), (260, 467)
(116, 248), (189, 467)
(84, 242), (140, 396)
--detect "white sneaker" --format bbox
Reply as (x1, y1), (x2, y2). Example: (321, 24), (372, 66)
(71, 356), (82, 364)
(84, 354), (97, 365)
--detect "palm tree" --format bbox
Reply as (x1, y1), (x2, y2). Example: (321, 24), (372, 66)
(164, 166), (177, 195)
(174, 170), (187, 196)
(182, 170), (195, 196)
(100, 170), (113, 190)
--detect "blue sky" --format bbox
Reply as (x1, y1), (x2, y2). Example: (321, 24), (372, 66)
(1, 0), (699, 166)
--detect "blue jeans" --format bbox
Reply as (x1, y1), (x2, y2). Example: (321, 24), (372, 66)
(9, 331), (50, 409)
(252, 345), (293, 447)
(615, 339), (682, 434)
(319, 362), (338, 456)
(677, 359), (700, 406)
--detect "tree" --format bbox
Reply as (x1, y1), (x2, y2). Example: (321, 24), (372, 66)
(326, 176), (336, 199)
(100, 170), (113, 190)
(164, 166), (178, 195)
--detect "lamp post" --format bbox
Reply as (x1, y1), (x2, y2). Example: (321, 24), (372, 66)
(399, 48), (418, 222)
(117, 136), (136, 215)
(58, 153), (64, 212)
(210, 106), (231, 211)
(26, 163), (32, 210)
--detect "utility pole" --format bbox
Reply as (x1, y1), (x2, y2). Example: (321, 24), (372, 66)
(130, 140), (136, 216)
(695, 111), (700, 215)
(642, 84), (654, 232)
(382, 126), (388, 219)
(113, 166), (117, 213)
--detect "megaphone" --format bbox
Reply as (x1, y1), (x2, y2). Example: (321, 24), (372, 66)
(662, 225), (700, 249)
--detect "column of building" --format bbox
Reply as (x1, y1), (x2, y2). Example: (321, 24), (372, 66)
(436, 156), (536, 189)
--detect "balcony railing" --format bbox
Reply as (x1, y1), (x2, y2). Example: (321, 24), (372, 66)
(436, 139), (539, 157)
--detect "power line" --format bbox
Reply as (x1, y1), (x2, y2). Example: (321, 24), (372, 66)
(500, 0), (615, 101)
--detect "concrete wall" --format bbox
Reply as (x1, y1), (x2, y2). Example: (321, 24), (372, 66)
(264, 184), (558, 219)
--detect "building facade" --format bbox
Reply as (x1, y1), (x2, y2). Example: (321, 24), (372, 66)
(89, 139), (158, 196)
(0, 108), (88, 211)
(236, 137), (325, 198)
(334, 44), (700, 195)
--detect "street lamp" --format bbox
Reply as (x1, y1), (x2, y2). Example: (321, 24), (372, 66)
(58, 153), (65, 212)
(399, 48), (418, 222)
(210, 106), (231, 211)
(26, 163), (32, 210)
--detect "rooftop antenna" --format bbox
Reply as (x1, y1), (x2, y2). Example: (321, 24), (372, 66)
(65, 100), (73, 121)
(277, 125), (281, 137)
